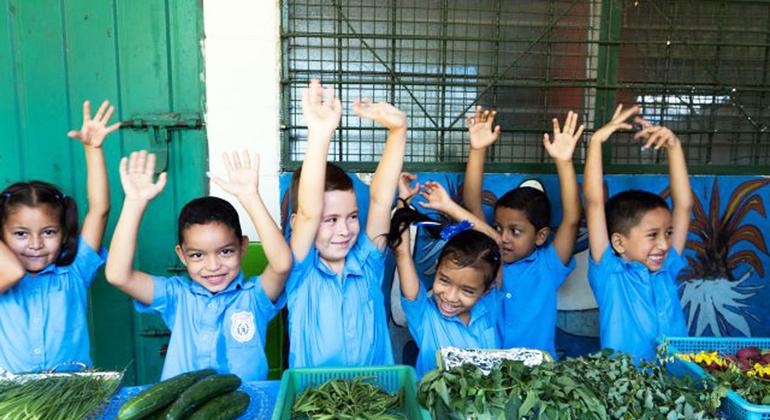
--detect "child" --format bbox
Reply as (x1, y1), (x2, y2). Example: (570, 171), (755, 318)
(0, 100), (117, 373)
(286, 79), (406, 367)
(463, 107), (583, 358)
(105, 150), (291, 381)
(584, 105), (692, 362)
(387, 175), (502, 376)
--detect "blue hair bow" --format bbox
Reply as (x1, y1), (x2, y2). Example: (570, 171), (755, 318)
(439, 220), (472, 241)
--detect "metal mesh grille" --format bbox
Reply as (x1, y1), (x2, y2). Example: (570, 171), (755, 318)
(281, 0), (770, 173)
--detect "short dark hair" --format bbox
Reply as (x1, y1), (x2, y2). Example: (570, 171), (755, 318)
(494, 186), (551, 231)
(289, 162), (354, 213)
(440, 230), (501, 290)
(0, 181), (79, 266)
(178, 196), (242, 245)
(605, 189), (670, 235)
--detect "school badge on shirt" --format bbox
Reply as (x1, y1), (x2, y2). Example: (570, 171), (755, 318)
(230, 311), (255, 343)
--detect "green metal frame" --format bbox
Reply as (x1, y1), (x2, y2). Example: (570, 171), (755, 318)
(280, 0), (770, 175)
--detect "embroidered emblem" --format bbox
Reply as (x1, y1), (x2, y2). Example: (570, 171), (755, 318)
(230, 311), (255, 343)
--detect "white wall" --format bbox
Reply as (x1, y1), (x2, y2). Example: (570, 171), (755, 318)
(203, 0), (283, 240)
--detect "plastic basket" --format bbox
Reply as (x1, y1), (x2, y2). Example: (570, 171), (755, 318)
(271, 365), (427, 420)
(659, 336), (770, 420)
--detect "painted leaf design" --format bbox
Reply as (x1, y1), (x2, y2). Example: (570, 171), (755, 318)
(727, 251), (764, 277)
(727, 225), (768, 255)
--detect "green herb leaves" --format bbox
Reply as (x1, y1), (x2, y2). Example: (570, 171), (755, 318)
(291, 376), (404, 419)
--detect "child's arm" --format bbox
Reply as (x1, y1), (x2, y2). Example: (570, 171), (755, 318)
(291, 80), (342, 262)
(584, 104), (638, 261)
(67, 100), (121, 251)
(353, 99), (407, 250)
(0, 242), (25, 292)
(209, 151), (292, 302)
(420, 181), (501, 242)
(544, 111), (584, 264)
(634, 117), (692, 254)
(463, 106), (501, 219)
(395, 173), (421, 300)
(105, 151), (167, 305)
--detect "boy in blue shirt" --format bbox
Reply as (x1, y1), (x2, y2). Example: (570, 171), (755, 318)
(584, 104), (692, 362)
(286, 79), (406, 367)
(463, 108), (584, 358)
(106, 150), (292, 381)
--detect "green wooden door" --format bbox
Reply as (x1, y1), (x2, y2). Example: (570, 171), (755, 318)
(0, 0), (207, 385)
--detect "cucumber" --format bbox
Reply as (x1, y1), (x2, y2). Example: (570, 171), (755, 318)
(162, 373), (242, 419)
(118, 369), (217, 420)
(187, 391), (250, 420)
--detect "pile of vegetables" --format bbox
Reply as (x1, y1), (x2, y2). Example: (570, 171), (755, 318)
(418, 350), (726, 419)
(0, 370), (122, 420)
(118, 369), (249, 420)
(677, 346), (770, 405)
(291, 376), (404, 419)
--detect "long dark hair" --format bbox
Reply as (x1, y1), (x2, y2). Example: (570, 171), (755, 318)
(387, 202), (501, 289)
(0, 181), (79, 266)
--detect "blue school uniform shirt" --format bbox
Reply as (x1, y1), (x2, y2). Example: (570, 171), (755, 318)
(0, 237), (106, 373)
(135, 272), (284, 381)
(499, 244), (574, 358)
(402, 284), (501, 377)
(588, 245), (688, 362)
(286, 234), (394, 368)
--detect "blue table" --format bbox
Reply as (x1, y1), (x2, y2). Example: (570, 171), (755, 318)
(97, 380), (281, 419)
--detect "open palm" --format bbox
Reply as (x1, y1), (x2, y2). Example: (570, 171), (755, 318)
(302, 79), (342, 135)
(68, 100), (121, 148)
(591, 104), (639, 144)
(210, 151), (260, 199)
(544, 110), (585, 162)
(467, 106), (501, 149)
(119, 151), (167, 202)
(353, 99), (407, 130)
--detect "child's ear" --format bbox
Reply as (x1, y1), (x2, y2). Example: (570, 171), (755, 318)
(610, 232), (626, 254)
(240, 235), (249, 255)
(535, 226), (550, 246)
(289, 213), (297, 230)
(174, 245), (188, 266)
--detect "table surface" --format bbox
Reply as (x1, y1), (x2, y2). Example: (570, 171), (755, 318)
(97, 380), (281, 419)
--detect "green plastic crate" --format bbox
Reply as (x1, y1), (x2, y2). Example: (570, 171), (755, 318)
(271, 365), (427, 419)
(241, 242), (285, 380)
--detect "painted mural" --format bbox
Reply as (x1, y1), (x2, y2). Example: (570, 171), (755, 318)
(279, 173), (770, 362)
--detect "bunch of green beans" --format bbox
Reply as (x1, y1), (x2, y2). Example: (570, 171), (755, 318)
(0, 373), (121, 420)
(291, 376), (404, 420)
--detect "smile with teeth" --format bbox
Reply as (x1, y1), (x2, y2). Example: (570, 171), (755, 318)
(203, 274), (227, 284)
(437, 297), (461, 315)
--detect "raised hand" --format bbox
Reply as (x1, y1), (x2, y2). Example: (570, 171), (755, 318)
(398, 172), (420, 203)
(353, 98), (407, 131)
(209, 151), (260, 200)
(119, 150), (167, 202)
(67, 100), (121, 148)
(633, 116), (680, 150)
(466, 105), (501, 150)
(302, 79), (342, 136)
(418, 181), (453, 214)
(543, 110), (585, 163)
(591, 104), (639, 144)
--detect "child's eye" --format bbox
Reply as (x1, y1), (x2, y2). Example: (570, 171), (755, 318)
(13, 231), (27, 238)
(325, 217), (337, 224)
(666, 229), (673, 237)
(349, 213), (358, 220)
(221, 248), (235, 256)
(42, 229), (58, 237)
(188, 252), (203, 259)
(438, 278), (448, 284)
(462, 289), (476, 296)
(495, 226), (502, 233)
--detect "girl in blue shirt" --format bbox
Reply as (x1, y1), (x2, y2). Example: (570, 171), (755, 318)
(387, 176), (502, 376)
(0, 100), (118, 373)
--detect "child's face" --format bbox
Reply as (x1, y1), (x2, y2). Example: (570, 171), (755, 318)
(175, 222), (246, 293)
(494, 207), (547, 264)
(315, 189), (359, 265)
(612, 207), (673, 271)
(1, 205), (63, 273)
(432, 259), (488, 324)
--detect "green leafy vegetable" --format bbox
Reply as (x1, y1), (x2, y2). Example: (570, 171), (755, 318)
(0, 371), (122, 420)
(418, 350), (727, 419)
(291, 376), (404, 419)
